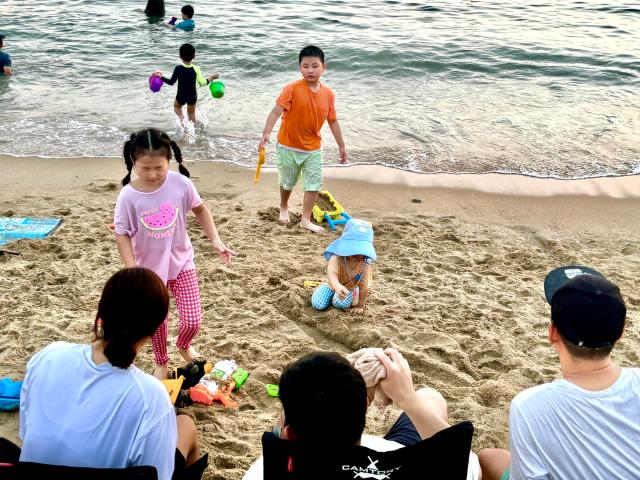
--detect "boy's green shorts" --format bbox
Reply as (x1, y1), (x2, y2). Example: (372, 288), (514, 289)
(276, 146), (323, 192)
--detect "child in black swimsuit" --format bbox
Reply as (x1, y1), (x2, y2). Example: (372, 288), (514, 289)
(153, 43), (218, 123)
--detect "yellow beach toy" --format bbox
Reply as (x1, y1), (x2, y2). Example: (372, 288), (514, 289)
(311, 191), (351, 231)
(162, 375), (185, 405)
(254, 148), (266, 183)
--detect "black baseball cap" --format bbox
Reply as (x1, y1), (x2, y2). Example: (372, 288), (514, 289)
(544, 266), (626, 348)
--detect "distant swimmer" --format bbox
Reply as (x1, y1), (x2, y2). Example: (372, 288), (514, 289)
(144, 0), (165, 17)
(164, 4), (196, 31)
(0, 34), (13, 77)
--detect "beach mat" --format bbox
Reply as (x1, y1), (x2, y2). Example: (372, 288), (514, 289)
(0, 217), (62, 246)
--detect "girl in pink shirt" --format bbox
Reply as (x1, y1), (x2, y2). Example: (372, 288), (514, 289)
(114, 128), (236, 379)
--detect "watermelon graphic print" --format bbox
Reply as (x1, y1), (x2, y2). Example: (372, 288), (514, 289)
(113, 171), (202, 283)
(140, 202), (180, 237)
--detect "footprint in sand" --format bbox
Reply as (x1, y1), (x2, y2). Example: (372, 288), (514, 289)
(435, 232), (464, 243)
(257, 207), (302, 226)
(87, 182), (118, 193)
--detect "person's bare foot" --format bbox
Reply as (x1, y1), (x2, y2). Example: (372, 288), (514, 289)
(278, 207), (290, 224)
(153, 364), (169, 381)
(178, 346), (200, 363)
(299, 220), (324, 234)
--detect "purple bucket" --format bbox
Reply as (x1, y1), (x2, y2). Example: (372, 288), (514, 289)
(149, 75), (163, 93)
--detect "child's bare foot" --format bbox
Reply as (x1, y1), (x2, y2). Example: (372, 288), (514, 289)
(153, 364), (169, 381)
(178, 346), (200, 363)
(299, 220), (324, 234)
(278, 208), (290, 224)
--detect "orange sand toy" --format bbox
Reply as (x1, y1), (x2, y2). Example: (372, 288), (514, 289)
(190, 378), (239, 409)
(254, 148), (266, 183)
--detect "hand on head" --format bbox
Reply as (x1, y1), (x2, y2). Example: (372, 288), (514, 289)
(373, 348), (417, 410)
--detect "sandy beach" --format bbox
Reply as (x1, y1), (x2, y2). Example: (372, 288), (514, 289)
(1, 155), (639, 479)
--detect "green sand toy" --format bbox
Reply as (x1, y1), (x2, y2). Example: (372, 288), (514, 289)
(232, 368), (249, 389)
(266, 384), (279, 397)
(209, 79), (225, 99)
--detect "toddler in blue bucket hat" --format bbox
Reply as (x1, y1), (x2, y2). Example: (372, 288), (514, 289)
(311, 219), (376, 313)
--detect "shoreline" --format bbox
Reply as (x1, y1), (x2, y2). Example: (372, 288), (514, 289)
(2, 154), (640, 199)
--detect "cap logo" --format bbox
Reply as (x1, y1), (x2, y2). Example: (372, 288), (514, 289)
(578, 340), (584, 346)
(564, 268), (585, 279)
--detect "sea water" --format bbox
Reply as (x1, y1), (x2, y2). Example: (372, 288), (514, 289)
(0, 0), (638, 178)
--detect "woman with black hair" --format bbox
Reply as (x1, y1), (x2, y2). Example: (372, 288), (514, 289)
(18, 268), (206, 479)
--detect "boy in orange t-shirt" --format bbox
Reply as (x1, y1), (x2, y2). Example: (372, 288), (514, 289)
(259, 45), (347, 234)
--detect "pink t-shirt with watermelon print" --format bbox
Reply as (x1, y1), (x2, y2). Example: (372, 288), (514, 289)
(114, 171), (202, 283)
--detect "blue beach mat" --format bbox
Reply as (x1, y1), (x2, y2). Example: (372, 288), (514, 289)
(0, 217), (62, 246)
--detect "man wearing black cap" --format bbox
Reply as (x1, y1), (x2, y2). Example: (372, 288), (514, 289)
(0, 34), (12, 77)
(479, 266), (640, 480)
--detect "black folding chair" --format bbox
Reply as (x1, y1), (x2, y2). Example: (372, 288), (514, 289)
(262, 421), (474, 479)
(0, 437), (157, 479)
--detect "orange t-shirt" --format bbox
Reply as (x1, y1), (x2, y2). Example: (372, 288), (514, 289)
(276, 79), (337, 151)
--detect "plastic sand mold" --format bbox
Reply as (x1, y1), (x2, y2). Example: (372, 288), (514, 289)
(311, 192), (351, 231)
(266, 384), (279, 397)
(0, 217), (62, 246)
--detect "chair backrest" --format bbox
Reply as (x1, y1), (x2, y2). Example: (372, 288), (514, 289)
(262, 421), (474, 479)
(0, 437), (159, 479)
(0, 462), (158, 480)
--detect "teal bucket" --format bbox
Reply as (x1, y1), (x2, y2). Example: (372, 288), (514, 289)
(209, 79), (225, 99)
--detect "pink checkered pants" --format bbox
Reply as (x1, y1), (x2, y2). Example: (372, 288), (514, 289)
(151, 269), (202, 365)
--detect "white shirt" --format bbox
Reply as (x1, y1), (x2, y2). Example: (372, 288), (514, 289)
(509, 368), (640, 480)
(19, 342), (177, 480)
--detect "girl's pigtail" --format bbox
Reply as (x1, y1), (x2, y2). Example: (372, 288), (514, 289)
(171, 140), (191, 178)
(121, 133), (136, 186)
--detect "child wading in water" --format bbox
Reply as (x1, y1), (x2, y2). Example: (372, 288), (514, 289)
(153, 43), (218, 124)
(312, 219), (375, 313)
(114, 128), (235, 379)
(258, 45), (347, 234)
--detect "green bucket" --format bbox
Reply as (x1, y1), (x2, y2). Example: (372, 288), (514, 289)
(209, 79), (225, 99)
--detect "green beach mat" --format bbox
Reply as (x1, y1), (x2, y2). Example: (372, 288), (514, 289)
(0, 217), (62, 246)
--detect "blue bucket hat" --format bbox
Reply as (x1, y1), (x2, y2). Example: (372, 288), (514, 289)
(323, 219), (376, 261)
